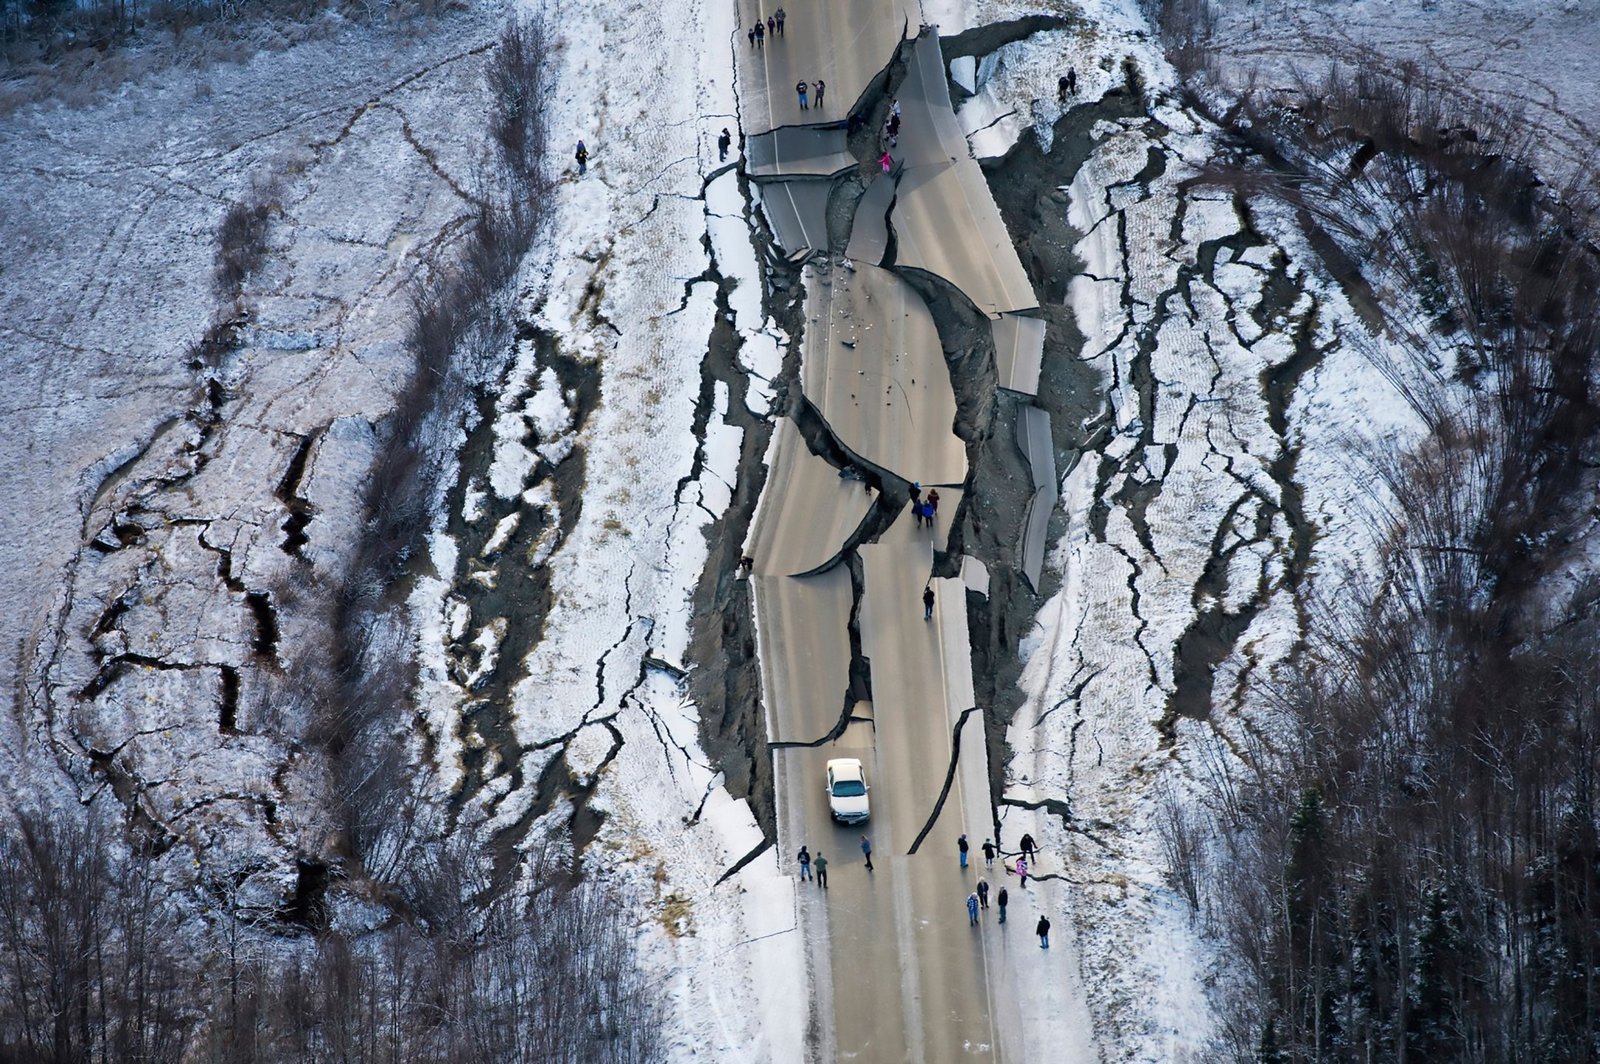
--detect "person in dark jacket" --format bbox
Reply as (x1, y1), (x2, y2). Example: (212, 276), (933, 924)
(575, 140), (588, 175)
(958, 833), (969, 868)
(814, 852), (828, 888)
(1037, 914), (1051, 948)
(997, 886), (1009, 923)
(718, 127), (732, 161)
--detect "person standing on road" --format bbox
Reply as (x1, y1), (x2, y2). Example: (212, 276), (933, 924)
(575, 140), (588, 175)
(797, 845), (812, 881)
(813, 79), (824, 108)
(797, 81), (808, 110)
(967, 892), (980, 926)
(814, 852), (829, 888)
(775, 6), (785, 34)
(923, 584), (935, 620)
(997, 886), (1009, 923)
(977, 878), (990, 909)
(718, 127), (732, 161)
(1020, 832), (1037, 861)
(982, 838), (995, 867)
(958, 833), (970, 869)
(861, 835), (874, 871)
(1067, 66), (1077, 95)
(1037, 914), (1051, 948)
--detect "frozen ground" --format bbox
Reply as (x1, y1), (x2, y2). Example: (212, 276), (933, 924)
(1206, 0), (1600, 189)
(0, 10), (500, 887)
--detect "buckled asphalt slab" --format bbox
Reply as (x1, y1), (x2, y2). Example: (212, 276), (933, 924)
(799, 260), (967, 488)
(759, 178), (834, 256)
(888, 30), (1038, 317)
(992, 312), (1046, 395)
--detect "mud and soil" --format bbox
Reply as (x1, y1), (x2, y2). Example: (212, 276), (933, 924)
(958, 96), (1146, 804)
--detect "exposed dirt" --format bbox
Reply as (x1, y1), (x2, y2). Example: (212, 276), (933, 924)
(959, 90), (1148, 813)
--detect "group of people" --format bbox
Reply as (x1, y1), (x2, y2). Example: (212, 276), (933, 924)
(795, 79), (825, 110)
(797, 832), (1052, 947)
(747, 7), (785, 48)
(910, 482), (939, 529)
(963, 832), (1049, 945)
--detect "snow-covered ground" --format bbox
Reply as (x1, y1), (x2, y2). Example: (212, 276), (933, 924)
(0, 10), (501, 887)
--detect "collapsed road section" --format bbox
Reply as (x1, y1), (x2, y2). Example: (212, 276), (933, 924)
(734, 5), (1080, 1060)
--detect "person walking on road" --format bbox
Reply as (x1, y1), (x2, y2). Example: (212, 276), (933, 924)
(928, 488), (940, 516)
(748, 26), (755, 47)
(958, 833), (970, 869)
(1037, 914), (1051, 948)
(1016, 855), (1028, 888)
(910, 481), (922, 504)
(924, 585), (935, 621)
(814, 852), (828, 888)
(1067, 66), (1077, 95)
(1020, 832), (1037, 861)
(890, 97), (902, 120)
(813, 79), (824, 108)
(982, 838), (995, 867)
(575, 140), (588, 175)
(798, 845), (812, 881)
(796, 81), (808, 109)
(880, 151), (893, 175)
(977, 878), (990, 909)
(967, 892), (980, 926)
(775, 6), (785, 34)
(861, 835), (874, 871)
(718, 127), (732, 161)
(754, 20), (764, 47)
(997, 886), (1009, 923)
(766, 15), (775, 39)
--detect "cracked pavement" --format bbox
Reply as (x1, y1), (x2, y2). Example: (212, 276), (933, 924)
(738, 10), (1074, 1061)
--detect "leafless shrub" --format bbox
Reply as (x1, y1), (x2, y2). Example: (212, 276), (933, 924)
(1155, 784), (1204, 918)
(215, 176), (281, 297)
